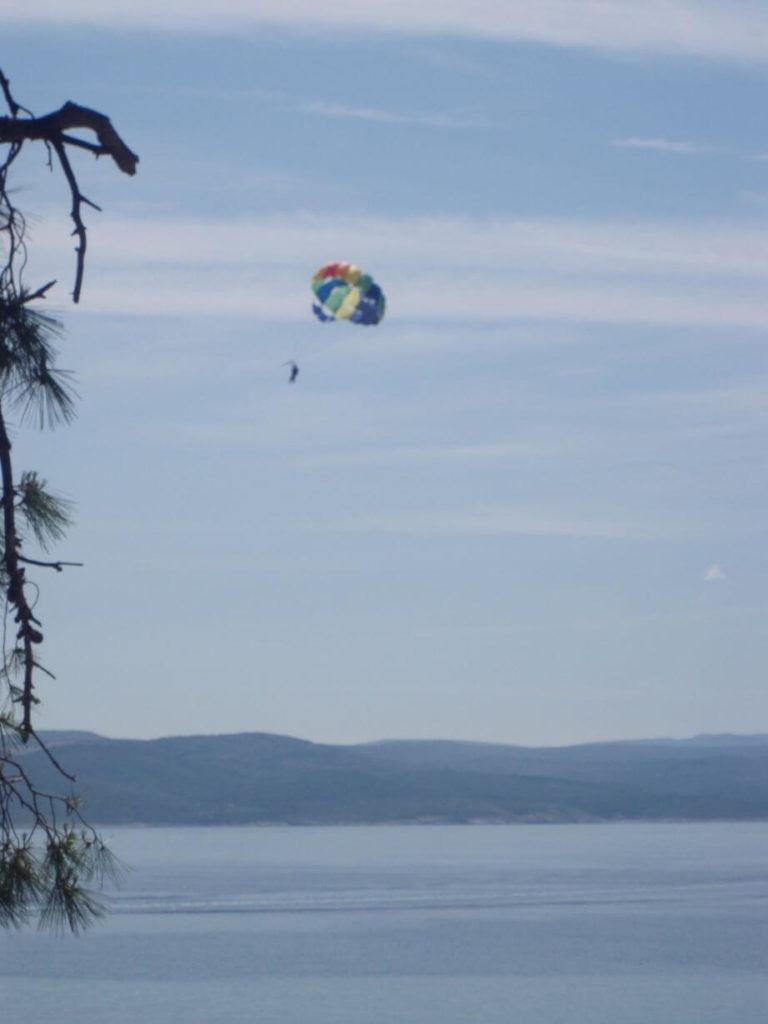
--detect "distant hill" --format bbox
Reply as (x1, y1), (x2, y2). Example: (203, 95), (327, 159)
(15, 731), (768, 825)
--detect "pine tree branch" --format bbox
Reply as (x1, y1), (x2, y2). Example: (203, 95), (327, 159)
(0, 402), (42, 741)
(0, 68), (133, 931)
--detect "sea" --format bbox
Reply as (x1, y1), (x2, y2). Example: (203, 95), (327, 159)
(2, 823), (767, 1023)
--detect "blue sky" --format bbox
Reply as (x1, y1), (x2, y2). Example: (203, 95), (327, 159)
(4, 2), (768, 745)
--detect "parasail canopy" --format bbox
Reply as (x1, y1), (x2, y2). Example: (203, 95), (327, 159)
(311, 262), (385, 325)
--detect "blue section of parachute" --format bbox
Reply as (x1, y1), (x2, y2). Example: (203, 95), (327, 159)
(312, 301), (335, 322)
(315, 279), (345, 303)
(350, 294), (383, 324)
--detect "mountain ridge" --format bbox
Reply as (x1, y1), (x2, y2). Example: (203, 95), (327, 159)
(18, 730), (768, 825)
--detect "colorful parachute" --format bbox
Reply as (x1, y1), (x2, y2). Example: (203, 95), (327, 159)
(311, 262), (385, 325)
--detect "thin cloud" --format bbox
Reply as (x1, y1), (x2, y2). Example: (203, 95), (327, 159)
(10, 2), (768, 63)
(26, 210), (768, 328)
(343, 505), (677, 540)
(59, 212), (768, 278)
(300, 100), (480, 129)
(612, 138), (723, 156)
(125, 84), (480, 131)
(704, 563), (727, 582)
(302, 441), (566, 467)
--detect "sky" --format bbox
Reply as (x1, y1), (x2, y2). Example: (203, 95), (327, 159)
(3, 1), (768, 747)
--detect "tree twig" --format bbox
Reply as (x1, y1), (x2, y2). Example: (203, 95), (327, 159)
(18, 555), (83, 572)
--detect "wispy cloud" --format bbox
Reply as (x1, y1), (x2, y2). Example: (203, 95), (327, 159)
(612, 138), (723, 156)
(50, 211), (768, 277)
(300, 101), (480, 129)
(122, 83), (478, 132)
(302, 441), (566, 467)
(26, 209), (768, 328)
(704, 562), (727, 582)
(343, 505), (679, 540)
(10, 1), (768, 63)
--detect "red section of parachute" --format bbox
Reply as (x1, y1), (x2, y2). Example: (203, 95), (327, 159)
(315, 261), (348, 281)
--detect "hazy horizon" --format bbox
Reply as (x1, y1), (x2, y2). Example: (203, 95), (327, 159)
(37, 726), (768, 749)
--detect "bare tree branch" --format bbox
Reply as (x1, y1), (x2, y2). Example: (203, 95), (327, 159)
(0, 93), (139, 302)
(18, 556), (83, 573)
(0, 70), (32, 121)
(0, 102), (138, 175)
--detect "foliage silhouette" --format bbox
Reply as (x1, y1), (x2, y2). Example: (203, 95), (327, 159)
(0, 68), (137, 931)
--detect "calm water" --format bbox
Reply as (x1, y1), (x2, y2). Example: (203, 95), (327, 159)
(3, 823), (767, 1023)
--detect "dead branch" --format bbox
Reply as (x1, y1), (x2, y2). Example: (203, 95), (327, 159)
(0, 102), (138, 176)
(1, 93), (139, 302)
(18, 555), (83, 573)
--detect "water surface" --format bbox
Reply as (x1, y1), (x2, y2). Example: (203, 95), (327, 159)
(2, 823), (766, 1023)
